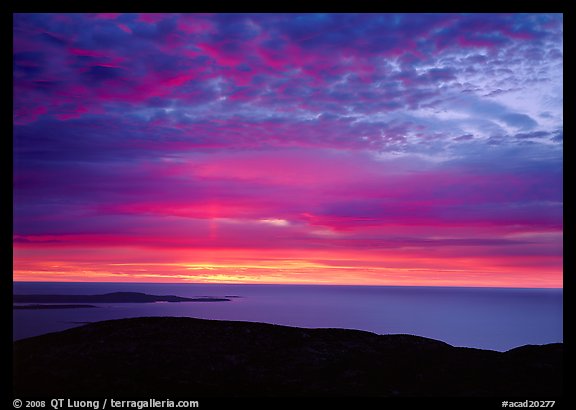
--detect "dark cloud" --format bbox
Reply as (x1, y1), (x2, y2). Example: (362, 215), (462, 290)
(551, 130), (563, 142)
(84, 65), (124, 82)
(500, 113), (538, 130)
(514, 131), (549, 139)
(453, 134), (474, 141)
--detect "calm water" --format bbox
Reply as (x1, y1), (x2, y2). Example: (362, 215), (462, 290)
(12, 282), (563, 351)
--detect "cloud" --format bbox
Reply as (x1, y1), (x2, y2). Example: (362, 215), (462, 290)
(499, 113), (538, 130)
(13, 13), (563, 286)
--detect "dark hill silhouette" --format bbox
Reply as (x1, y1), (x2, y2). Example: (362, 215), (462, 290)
(13, 317), (562, 397)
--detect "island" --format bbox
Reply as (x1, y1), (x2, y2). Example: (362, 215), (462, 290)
(13, 291), (231, 304)
(13, 316), (562, 397)
(13, 304), (99, 310)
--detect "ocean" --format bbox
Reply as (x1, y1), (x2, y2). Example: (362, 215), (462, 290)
(12, 282), (563, 352)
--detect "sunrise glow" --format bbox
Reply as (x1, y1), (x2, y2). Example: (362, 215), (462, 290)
(13, 13), (563, 287)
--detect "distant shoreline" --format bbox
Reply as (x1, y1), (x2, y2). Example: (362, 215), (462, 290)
(12, 284), (562, 352)
(11, 280), (565, 291)
(13, 291), (232, 304)
(13, 304), (99, 310)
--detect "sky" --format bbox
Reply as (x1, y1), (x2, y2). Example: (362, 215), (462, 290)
(13, 13), (563, 287)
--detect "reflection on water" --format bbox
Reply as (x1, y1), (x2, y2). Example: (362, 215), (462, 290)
(13, 282), (563, 351)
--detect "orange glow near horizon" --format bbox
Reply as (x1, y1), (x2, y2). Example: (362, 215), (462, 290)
(13, 242), (563, 288)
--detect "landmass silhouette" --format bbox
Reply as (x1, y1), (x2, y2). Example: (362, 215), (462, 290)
(13, 291), (231, 305)
(13, 316), (562, 397)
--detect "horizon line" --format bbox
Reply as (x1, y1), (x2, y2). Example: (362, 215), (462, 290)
(11, 280), (564, 290)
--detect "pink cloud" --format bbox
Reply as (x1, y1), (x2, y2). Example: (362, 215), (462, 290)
(137, 13), (169, 24)
(177, 15), (216, 35)
(118, 23), (133, 35)
(94, 13), (121, 20)
(68, 47), (108, 57)
(196, 42), (245, 67)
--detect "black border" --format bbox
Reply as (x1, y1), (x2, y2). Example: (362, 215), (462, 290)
(6, 0), (569, 13)
(8, 3), (569, 408)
